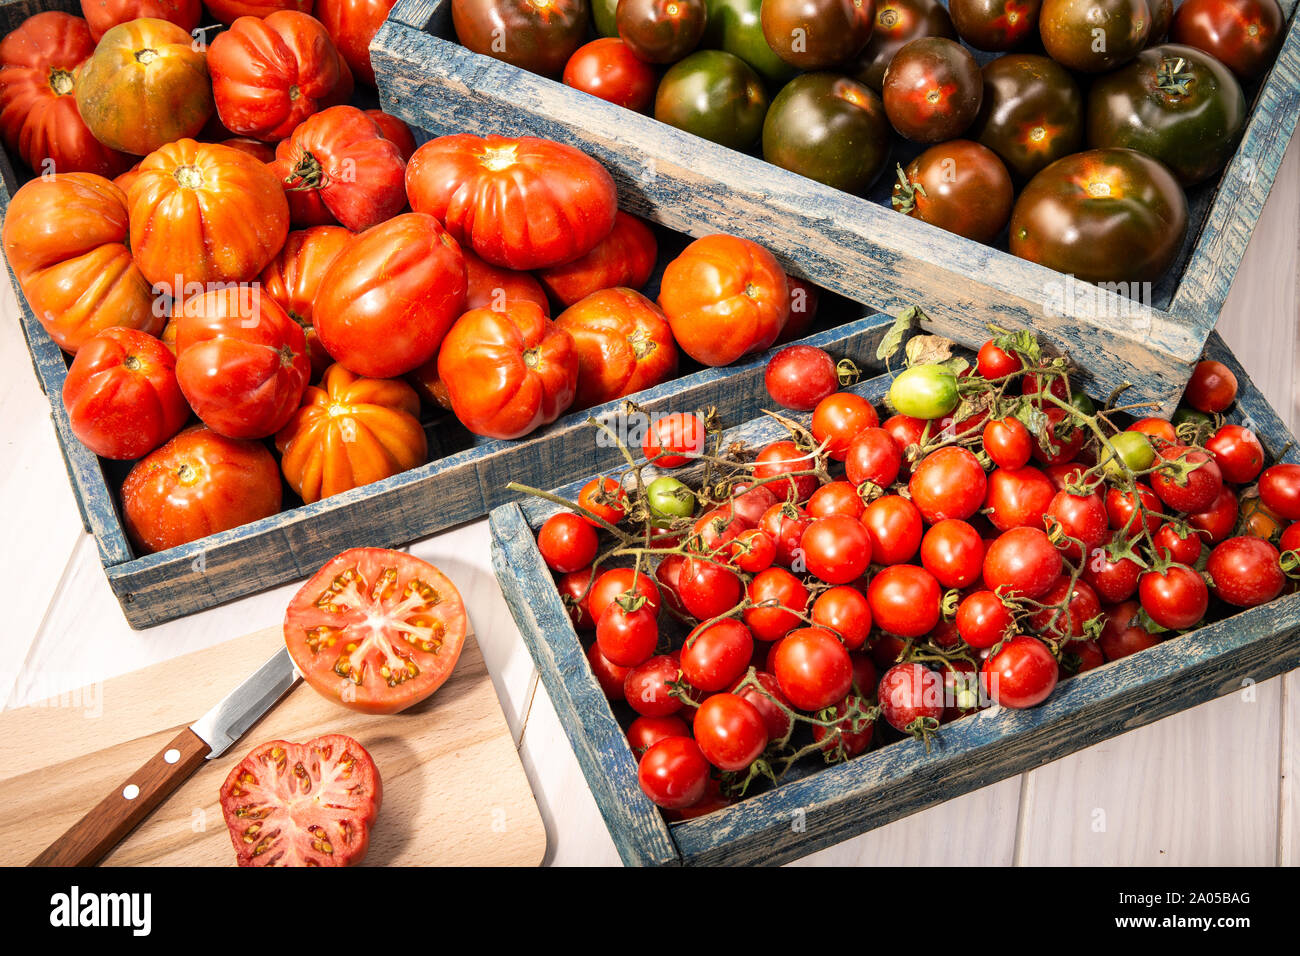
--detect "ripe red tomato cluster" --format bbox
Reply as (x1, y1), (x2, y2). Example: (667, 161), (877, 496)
(0, 6), (830, 559)
(537, 333), (1299, 816)
(451, 0), (1283, 287)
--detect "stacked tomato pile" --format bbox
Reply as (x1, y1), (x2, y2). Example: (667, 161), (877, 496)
(0, 4), (818, 557)
(532, 326), (1299, 814)
(453, 0), (1285, 285)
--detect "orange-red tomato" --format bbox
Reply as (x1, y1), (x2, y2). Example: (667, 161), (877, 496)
(80, 0), (202, 41)
(462, 247), (551, 315)
(0, 11), (131, 177)
(205, 0), (313, 25)
(276, 363), (427, 503)
(657, 234), (790, 366)
(258, 225), (354, 380)
(315, 0), (396, 85)
(121, 424), (282, 553)
(365, 108), (417, 161)
(406, 133), (619, 270)
(313, 213), (468, 378)
(128, 139), (289, 289)
(555, 287), (678, 409)
(536, 211), (658, 306)
(62, 327), (190, 460)
(1, 172), (161, 352)
(437, 301), (579, 439)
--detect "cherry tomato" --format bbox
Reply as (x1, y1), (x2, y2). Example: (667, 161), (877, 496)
(693, 693), (768, 771)
(956, 589), (1015, 649)
(558, 569), (596, 630)
(578, 476), (628, 527)
(1280, 522), (1300, 555)
(1129, 416), (1177, 445)
(877, 662), (944, 732)
(1151, 446), (1224, 514)
(596, 601), (660, 666)
(772, 626), (854, 710)
(812, 392), (881, 460)
(1106, 482), (1165, 538)
(1187, 486), (1239, 545)
(982, 636), (1057, 708)
(765, 344), (840, 411)
(812, 695), (876, 757)
(1030, 407), (1085, 466)
(754, 439), (819, 501)
(537, 512), (599, 572)
(625, 653), (685, 716)
(977, 339), (1022, 379)
(589, 566), (661, 620)
(627, 714), (691, 757)
(682, 619), (754, 691)
(807, 481), (866, 519)
(679, 557), (745, 619)
(638, 736), (710, 808)
(801, 515), (873, 584)
(1259, 464), (1300, 522)
(1138, 563), (1209, 630)
(562, 37), (657, 110)
(730, 481), (781, 525)
(910, 446), (988, 523)
(1045, 489), (1108, 560)
(920, 518), (985, 588)
(861, 494), (924, 564)
(735, 671), (794, 741)
(743, 566), (809, 642)
(729, 528), (776, 573)
(1153, 523), (1204, 565)
(1098, 600), (1161, 662)
(1083, 533), (1142, 603)
(1028, 575), (1101, 640)
(985, 465), (1055, 531)
(1206, 536), (1285, 608)
(983, 526), (1062, 599)
(1183, 359), (1238, 413)
(868, 564), (942, 637)
(811, 586), (873, 651)
(983, 417), (1033, 470)
(642, 412), (707, 467)
(655, 554), (689, 616)
(1205, 424), (1265, 484)
(759, 502), (813, 566)
(845, 427), (904, 488)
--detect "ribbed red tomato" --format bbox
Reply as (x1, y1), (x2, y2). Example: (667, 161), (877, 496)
(555, 287), (678, 409)
(315, 0), (395, 85)
(62, 328), (190, 460)
(258, 225), (353, 381)
(208, 11), (344, 141)
(536, 211), (658, 307)
(80, 0), (202, 41)
(406, 134), (618, 270)
(313, 213), (468, 378)
(0, 11), (131, 176)
(437, 301), (580, 439)
(206, 0), (314, 25)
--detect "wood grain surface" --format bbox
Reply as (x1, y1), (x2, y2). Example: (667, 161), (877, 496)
(0, 626), (546, 867)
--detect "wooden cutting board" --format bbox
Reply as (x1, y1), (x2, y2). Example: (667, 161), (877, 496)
(0, 625), (547, 866)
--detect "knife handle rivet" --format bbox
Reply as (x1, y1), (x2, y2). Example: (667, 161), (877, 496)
(164, 748), (181, 764)
(122, 784), (140, 800)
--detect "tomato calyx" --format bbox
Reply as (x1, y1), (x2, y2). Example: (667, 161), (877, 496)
(1155, 56), (1196, 96)
(479, 144), (519, 172)
(288, 84), (301, 102)
(174, 164), (204, 190)
(890, 163), (926, 215)
(48, 67), (75, 96)
(522, 346), (542, 370)
(287, 150), (327, 190)
(904, 714), (940, 752)
(628, 326), (657, 360)
(134, 47), (159, 66)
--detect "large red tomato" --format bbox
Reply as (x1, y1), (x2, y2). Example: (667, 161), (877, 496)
(80, 0), (200, 39)
(275, 105), (406, 231)
(208, 11), (343, 142)
(406, 134), (619, 271)
(555, 287), (678, 409)
(75, 17), (214, 155)
(437, 301), (579, 439)
(462, 248), (550, 315)
(128, 139), (290, 288)
(657, 234), (790, 366)
(283, 548), (468, 714)
(0, 11), (131, 177)
(535, 211), (658, 306)
(316, 0), (398, 85)
(175, 285), (311, 439)
(1, 172), (162, 353)
(62, 327), (190, 460)
(120, 425), (282, 553)
(313, 213), (468, 378)
(453, 0), (588, 76)
(206, 0), (314, 25)
(276, 363), (427, 503)
(258, 225), (353, 380)
(365, 108), (417, 161)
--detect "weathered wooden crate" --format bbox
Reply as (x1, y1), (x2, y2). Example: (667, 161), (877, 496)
(488, 328), (1300, 866)
(372, 0), (1300, 412)
(0, 0), (900, 631)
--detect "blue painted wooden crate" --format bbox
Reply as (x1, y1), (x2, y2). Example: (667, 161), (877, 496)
(371, 0), (1300, 413)
(0, 0), (901, 631)
(488, 328), (1300, 866)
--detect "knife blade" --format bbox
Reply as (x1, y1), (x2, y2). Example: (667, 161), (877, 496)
(29, 647), (300, 867)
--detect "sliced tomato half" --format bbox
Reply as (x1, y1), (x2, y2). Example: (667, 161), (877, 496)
(218, 733), (382, 867)
(284, 548), (468, 714)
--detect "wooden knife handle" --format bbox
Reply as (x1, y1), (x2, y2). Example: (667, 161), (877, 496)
(29, 727), (211, 867)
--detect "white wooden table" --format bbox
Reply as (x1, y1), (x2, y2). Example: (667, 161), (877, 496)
(3, 137), (1297, 866)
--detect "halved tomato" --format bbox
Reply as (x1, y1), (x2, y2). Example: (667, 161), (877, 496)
(283, 548), (468, 714)
(219, 733), (381, 867)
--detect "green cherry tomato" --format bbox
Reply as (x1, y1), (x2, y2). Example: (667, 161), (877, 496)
(888, 365), (960, 420)
(654, 50), (770, 150)
(703, 0), (799, 86)
(1099, 430), (1155, 478)
(647, 475), (697, 522)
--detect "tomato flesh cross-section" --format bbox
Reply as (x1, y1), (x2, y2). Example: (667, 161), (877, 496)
(284, 548), (468, 714)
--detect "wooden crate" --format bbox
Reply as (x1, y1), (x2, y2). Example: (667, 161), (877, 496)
(0, 6), (900, 630)
(372, 0), (1300, 412)
(487, 329), (1300, 866)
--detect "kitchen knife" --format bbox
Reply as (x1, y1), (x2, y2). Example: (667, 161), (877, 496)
(29, 646), (300, 867)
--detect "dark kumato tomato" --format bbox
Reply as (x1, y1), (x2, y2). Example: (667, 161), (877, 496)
(1147, 0), (1172, 40)
(1171, 0), (1284, 81)
(1086, 44), (1246, 186)
(892, 139), (1013, 242)
(1009, 148), (1188, 285)
(762, 72), (891, 194)
(882, 37), (983, 142)
(703, 0), (799, 85)
(950, 0), (1041, 51)
(968, 53), (1083, 180)
(760, 0), (876, 70)
(655, 50), (769, 150)
(852, 0), (956, 91)
(1039, 0), (1151, 71)
(452, 0), (588, 76)
(617, 0), (708, 63)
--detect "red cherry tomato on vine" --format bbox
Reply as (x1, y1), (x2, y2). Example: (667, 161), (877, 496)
(693, 693), (768, 771)
(638, 736), (710, 808)
(562, 37), (658, 111)
(811, 392), (879, 460)
(981, 636), (1058, 709)
(920, 518), (985, 589)
(537, 512), (599, 573)
(801, 514), (873, 584)
(1206, 536), (1285, 608)
(642, 412), (707, 467)
(811, 586), (873, 651)
(743, 567), (809, 642)
(983, 416), (1032, 470)
(765, 344), (839, 411)
(909, 446), (988, 523)
(1259, 464), (1300, 522)
(867, 564), (942, 638)
(1138, 564), (1209, 631)
(596, 601), (660, 667)
(983, 527), (1062, 599)
(1206, 424), (1264, 484)
(754, 439), (819, 501)
(956, 590), (1015, 649)
(877, 663), (944, 733)
(861, 494), (924, 565)
(1183, 359), (1237, 413)
(682, 619), (754, 692)
(771, 627), (853, 711)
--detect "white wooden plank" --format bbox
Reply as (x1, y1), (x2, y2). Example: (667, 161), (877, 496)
(0, 283), (88, 710)
(1283, 670), (1299, 866)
